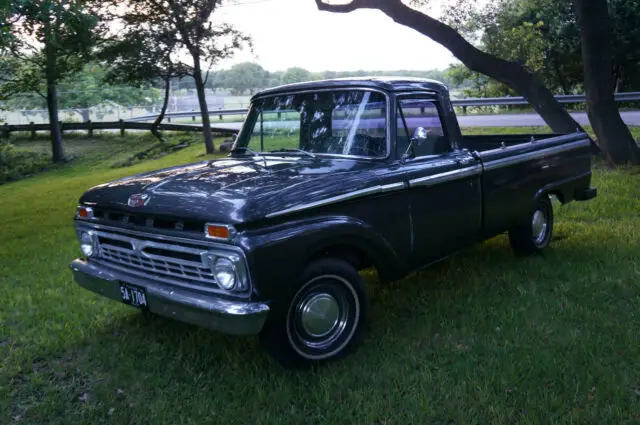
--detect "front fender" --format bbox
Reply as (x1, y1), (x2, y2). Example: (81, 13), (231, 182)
(238, 215), (405, 306)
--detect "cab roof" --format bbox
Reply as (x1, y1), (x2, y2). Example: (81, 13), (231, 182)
(252, 76), (449, 99)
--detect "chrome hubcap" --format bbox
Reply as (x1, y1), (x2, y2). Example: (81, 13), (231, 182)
(287, 275), (360, 360)
(299, 293), (340, 338)
(532, 210), (548, 244)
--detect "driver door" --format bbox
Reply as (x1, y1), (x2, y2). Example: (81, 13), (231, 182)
(396, 96), (482, 268)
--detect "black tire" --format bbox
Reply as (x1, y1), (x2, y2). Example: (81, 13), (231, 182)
(259, 257), (369, 368)
(509, 195), (554, 256)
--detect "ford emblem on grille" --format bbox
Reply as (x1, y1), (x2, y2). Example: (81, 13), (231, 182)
(127, 193), (150, 207)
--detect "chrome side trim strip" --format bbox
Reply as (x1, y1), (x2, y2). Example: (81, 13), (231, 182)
(265, 181), (407, 218)
(409, 165), (481, 188)
(379, 182), (407, 193)
(481, 139), (590, 171)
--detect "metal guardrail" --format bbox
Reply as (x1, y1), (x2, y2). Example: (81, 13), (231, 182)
(1, 119), (238, 138)
(4, 92), (639, 136)
(127, 108), (248, 122)
(125, 92), (640, 122)
(451, 91), (640, 107)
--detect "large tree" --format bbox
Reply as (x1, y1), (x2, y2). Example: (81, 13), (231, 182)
(315, 0), (580, 134)
(1, 0), (97, 162)
(458, 0), (640, 96)
(105, 0), (250, 153)
(316, 0), (639, 164)
(574, 0), (640, 164)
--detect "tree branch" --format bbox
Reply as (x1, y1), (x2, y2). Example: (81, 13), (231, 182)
(202, 60), (215, 86)
(315, 0), (386, 12)
(315, 0), (582, 134)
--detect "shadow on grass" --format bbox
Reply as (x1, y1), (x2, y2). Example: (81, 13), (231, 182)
(9, 232), (626, 423)
(17, 235), (570, 372)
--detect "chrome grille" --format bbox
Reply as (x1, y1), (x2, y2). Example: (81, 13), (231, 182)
(94, 229), (218, 287)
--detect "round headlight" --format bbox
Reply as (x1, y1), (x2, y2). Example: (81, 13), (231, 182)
(214, 257), (236, 290)
(80, 231), (96, 257)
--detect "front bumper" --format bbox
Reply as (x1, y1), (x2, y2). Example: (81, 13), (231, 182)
(70, 259), (269, 335)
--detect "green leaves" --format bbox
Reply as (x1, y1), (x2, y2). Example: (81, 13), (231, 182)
(448, 0), (640, 96)
(280, 67), (312, 86)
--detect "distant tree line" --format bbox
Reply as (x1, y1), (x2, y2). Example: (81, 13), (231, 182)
(168, 63), (452, 95)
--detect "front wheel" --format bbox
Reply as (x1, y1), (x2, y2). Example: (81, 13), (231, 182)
(260, 258), (368, 368)
(509, 196), (554, 256)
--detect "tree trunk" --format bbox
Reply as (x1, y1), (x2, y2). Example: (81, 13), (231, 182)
(193, 61), (214, 154)
(315, 0), (581, 134)
(151, 76), (171, 143)
(574, 0), (640, 165)
(74, 109), (90, 123)
(44, 21), (64, 163)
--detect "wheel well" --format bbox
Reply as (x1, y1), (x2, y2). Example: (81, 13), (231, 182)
(309, 244), (375, 272)
(545, 190), (565, 204)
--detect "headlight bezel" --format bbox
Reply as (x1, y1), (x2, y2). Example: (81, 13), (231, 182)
(79, 230), (98, 258)
(206, 252), (249, 292)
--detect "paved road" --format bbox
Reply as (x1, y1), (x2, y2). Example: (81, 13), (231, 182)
(207, 110), (640, 132)
(457, 110), (640, 127)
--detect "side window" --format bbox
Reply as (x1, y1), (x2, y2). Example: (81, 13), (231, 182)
(397, 99), (450, 158)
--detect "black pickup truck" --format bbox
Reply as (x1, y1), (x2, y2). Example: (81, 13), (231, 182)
(70, 77), (597, 367)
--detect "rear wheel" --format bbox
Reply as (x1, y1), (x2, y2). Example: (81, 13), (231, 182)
(509, 196), (554, 256)
(260, 257), (368, 368)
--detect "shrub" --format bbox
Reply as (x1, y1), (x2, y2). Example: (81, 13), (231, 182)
(0, 141), (52, 184)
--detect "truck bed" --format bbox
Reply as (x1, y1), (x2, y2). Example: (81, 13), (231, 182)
(457, 131), (595, 239)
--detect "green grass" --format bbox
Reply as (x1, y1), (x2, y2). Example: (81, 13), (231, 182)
(2, 130), (640, 424)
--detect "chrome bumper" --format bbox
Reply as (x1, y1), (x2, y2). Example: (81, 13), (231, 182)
(70, 259), (269, 335)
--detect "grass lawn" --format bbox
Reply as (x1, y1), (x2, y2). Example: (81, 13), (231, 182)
(1, 130), (640, 424)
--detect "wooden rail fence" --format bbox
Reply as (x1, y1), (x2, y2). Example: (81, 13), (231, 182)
(1, 120), (238, 139)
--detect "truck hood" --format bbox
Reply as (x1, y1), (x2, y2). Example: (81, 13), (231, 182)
(79, 156), (386, 224)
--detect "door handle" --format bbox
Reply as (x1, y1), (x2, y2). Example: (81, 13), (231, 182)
(457, 157), (475, 166)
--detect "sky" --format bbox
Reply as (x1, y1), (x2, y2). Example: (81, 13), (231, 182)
(212, 0), (457, 72)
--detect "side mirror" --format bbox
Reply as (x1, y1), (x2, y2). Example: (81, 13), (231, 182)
(411, 127), (428, 146)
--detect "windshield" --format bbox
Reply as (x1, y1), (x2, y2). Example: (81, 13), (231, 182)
(236, 89), (388, 158)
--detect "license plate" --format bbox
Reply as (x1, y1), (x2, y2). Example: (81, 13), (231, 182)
(119, 282), (148, 308)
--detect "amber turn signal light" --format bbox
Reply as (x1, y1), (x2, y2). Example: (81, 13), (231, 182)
(205, 223), (234, 240)
(77, 206), (93, 219)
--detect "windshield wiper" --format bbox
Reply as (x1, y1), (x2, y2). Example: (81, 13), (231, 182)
(268, 148), (316, 159)
(229, 146), (262, 157)
(225, 146), (268, 169)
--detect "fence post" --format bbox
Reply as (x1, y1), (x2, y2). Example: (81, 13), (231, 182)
(119, 119), (125, 137)
(167, 116), (171, 123)
(219, 114), (223, 120)
(30, 122), (36, 139)
(87, 120), (93, 137)
(2, 123), (9, 139)
(462, 106), (467, 115)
